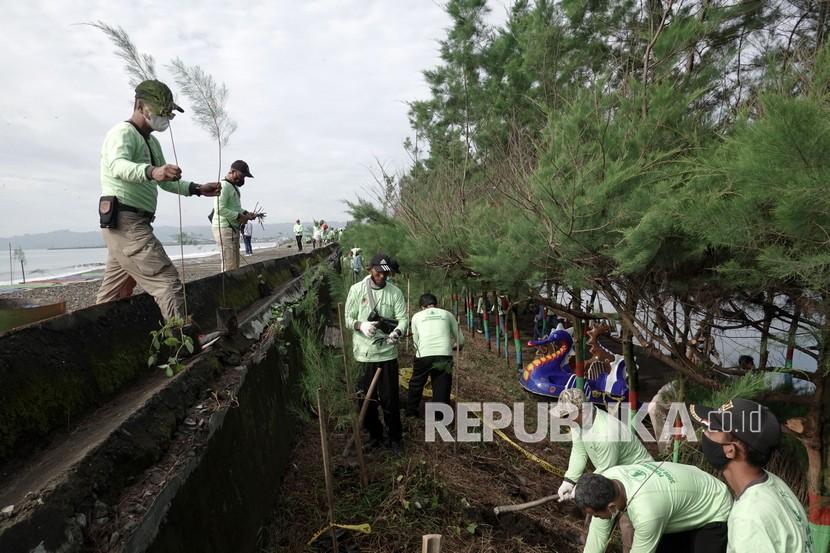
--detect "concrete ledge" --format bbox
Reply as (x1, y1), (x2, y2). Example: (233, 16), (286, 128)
(0, 246), (334, 464)
(0, 251), (337, 553)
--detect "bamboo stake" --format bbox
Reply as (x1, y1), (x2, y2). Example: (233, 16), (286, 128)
(494, 291), (501, 356)
(453, 339), (462, 454)
(342, 367), (382, 456)
(512, 308), (522, 371)
(337, 303), (367, 487)
(421, 534), (442, 553)
(316, 388), (339, 553)
(483, 298), (491, 350)
(672, 416), (683, 463)
(469, 290), (475, 333)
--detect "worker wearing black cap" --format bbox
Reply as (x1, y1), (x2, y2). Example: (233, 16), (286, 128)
(96, 79), (220, 324)
(690, 399), (812, 553)
(212, 160), (259, 271)
(344, 253), (408, 453)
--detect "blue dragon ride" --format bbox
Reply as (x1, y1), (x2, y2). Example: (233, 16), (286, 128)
(519, 323), (631, 405)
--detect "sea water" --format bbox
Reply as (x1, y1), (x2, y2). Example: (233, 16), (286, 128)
(0, 242), (277, 286)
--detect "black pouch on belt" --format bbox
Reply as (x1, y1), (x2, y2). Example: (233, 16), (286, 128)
(99, 196), (119, 228)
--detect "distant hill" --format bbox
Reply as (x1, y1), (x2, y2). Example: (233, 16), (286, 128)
(0, 221), (348, 250)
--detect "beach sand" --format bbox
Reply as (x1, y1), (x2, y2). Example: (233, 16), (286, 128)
(0, 243), (306, 312)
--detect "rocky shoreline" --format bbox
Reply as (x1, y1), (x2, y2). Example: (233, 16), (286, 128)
(0, 244), (299, 313)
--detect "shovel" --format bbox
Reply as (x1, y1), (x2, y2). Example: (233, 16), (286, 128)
(493, 494), (559, 516)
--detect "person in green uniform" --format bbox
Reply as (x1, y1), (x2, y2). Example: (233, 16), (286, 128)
(690, 399), (812, 553)
(405, 293), (464, 416)
(212, 160), (255, 271)
(96, 80), (220, 323)
(553, 388), (652, 549)
(575, 461), (732, 553)
(344, 253), (408, 453)
(293, 219), (304, 251)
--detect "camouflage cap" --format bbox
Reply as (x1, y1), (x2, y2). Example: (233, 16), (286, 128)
(551, 387), (586, 418)
(135, 80), (184, 115)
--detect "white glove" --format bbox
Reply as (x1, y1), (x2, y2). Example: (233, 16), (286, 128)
(385, 329), (402, 344)
(358, 321), (379, 338)
(557, 480), (575, 502)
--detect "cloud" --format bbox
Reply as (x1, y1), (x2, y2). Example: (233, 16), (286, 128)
(0, 0), (510, 236)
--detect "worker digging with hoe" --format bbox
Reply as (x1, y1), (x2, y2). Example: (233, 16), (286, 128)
(553, 388), (653, 550)
(345, 253), (408, 454)
(575, 459), (732, 553)
(95, 79), (220, 343)
(690, 398), (812, 552)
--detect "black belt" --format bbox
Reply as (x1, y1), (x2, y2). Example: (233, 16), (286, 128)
(120, 204), (156, 221)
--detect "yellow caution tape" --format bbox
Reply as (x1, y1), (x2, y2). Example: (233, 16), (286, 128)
(476, 413), (565, 477)
(307, 522), (372, 545)
(399, 368), (565, 477)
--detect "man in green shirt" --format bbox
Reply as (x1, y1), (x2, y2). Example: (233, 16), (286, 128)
(690, 399), (812, 553)
(575, 461), (732, 553)
(293, 219), (304, 251)
(212, 160), (255, 271)
(405, 293), (464, 417)
(553, 388), (652, 549)
(344, 253), (408, 452)
(96, 80), (220, 322)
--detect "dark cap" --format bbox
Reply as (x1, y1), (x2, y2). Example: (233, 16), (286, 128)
(690, 398), (781, 455)
(135, 80), (184, 115)
(369, 253), (393, 272)
(231, 160), (254, 178)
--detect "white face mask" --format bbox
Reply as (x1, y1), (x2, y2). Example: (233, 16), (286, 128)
(145, 111), (170, 132)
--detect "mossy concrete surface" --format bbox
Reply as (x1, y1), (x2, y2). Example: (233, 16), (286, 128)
(0, 247), (337, 553)
(0, 246), (335, 467)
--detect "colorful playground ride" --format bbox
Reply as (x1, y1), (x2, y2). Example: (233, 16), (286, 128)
(519, 324), (631, 405)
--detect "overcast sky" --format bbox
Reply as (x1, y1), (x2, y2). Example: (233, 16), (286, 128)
(0, 1), (509, 237)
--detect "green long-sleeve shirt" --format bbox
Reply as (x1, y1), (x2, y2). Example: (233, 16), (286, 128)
(100, 122), (192, 213)
(344, 276), (408, 363)
(585, 462), (732, 553)
(563, 406), (652, 483)
(212, 179), (245, 230)
(727, 471), (812, 553)
(411, 307), (464, 358)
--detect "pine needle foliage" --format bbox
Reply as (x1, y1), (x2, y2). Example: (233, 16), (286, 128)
(86, 21), (157, 86)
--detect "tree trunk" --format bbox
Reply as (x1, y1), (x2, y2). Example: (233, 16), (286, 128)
(759, 292), (774, 369)
(623, 293), (639, 426)
(785, 301), (802, 369)
(806, 312), (830, 552)
(572, 288), (585, 388)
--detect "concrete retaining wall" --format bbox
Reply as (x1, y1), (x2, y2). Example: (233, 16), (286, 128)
(0, 247), (332, 464)
(0, 246), (339, 553)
